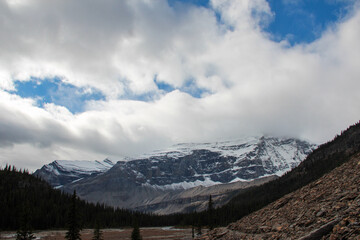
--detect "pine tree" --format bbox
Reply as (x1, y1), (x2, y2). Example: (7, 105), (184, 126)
(65, 191), (82, 240)
(131, 218), (142, 240)
(196, 212), (202, 236)
(16, 204), (35, 240)
(92, 221), (103, 240)
(196, 224), (202, 236)
(207, 195), (214, 230)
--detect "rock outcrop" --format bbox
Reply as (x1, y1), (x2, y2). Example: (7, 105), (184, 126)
(199, 153), (360, 239)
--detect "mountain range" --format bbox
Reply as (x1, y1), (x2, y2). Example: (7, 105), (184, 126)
(34, 136), (316, 214)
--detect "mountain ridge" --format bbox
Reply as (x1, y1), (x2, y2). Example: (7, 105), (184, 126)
(35, 136), (315, 187)
(52, 135), (316, 214)
(34, 158), (115, 187)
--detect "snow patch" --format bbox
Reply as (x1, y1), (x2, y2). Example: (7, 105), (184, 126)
(144, 177), (222, 190)
(45, 159), (115, 175)
(71, 177), (84, 184)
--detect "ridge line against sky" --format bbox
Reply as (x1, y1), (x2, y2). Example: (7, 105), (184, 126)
(0, 0), (359, 171)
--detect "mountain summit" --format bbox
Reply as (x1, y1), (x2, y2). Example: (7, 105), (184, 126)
(34, 159), (115, 187)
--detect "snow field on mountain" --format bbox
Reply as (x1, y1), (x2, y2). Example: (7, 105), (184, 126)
(44, 159), (114, 175)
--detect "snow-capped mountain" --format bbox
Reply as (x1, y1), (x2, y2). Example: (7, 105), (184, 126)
(56, 136), (316, 213)
(133, 136), (315, 189)
(34, 158), (114, 187)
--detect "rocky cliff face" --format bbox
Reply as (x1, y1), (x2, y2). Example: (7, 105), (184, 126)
(60, 136), (315, 214)
(135, 136), (315, 186)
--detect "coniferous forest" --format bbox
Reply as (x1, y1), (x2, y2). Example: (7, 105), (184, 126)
(1, 121), (360, 232)
(0, 166), (186, 231)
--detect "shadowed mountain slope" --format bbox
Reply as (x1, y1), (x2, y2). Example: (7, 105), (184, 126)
(201, 152), (360, 239)
(199, 121), (360, 239)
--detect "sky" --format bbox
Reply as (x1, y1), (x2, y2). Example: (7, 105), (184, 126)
(1, 0), (360, 171)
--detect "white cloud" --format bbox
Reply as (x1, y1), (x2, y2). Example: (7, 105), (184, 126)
(0, 0), (360, 171)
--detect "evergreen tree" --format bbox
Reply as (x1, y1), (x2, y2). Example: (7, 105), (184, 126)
(16, 204), (35, 240)
(196, 211), (202, 236)
(196, 224), (202, 236)
(131, 218), (142, 240)
(92, 221), (103, 240)
(207, 195), (214, 230)
(65, 191), (82, 240)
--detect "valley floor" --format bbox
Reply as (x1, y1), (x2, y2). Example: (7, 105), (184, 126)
(0, 227), (195, 240)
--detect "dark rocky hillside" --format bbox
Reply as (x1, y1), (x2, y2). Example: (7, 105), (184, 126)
(199, 121), (360, 239)
(200, 153), (360, 239)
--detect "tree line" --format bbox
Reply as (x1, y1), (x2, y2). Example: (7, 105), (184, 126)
(0, 166), (185, 231)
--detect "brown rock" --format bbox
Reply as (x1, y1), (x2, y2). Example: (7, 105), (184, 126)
(205, 153), (360, 239)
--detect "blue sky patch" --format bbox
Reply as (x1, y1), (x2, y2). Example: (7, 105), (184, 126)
(154, 76), (208, 98)
(169, 0), (354, 45)
(180, 78), (209, 98)
(154, 76), (175, 93)
(119, 76), (208, 101)
(12, 77), (105, 113)
(265, 0), (353, 45)
(168, 0), (210, 9)
(118, 90), (159, 102)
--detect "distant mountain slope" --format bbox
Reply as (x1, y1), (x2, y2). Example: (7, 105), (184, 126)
(133, 175), (277, 215)
(34, 158), (114, 187)
(61, 136), (315, 213)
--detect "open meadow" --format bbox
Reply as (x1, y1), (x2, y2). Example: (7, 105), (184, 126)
(0, 227), (195, 240)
